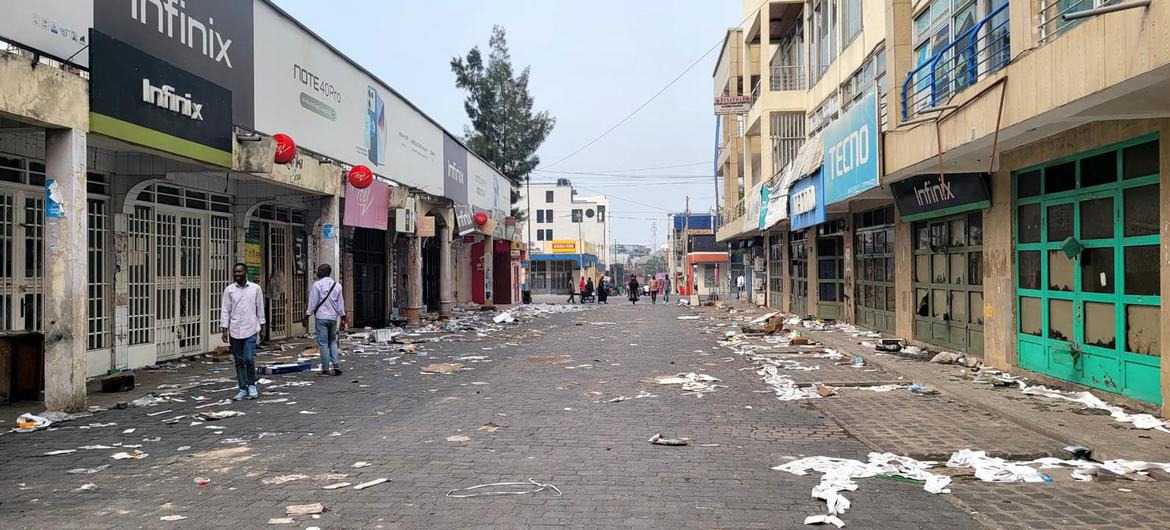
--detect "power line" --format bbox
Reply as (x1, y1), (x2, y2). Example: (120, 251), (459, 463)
(546, 161), (712, 174)
(538, 0), (771, 171)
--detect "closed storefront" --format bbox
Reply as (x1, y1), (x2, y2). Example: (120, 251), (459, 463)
(815, 219), (846, 320)
(768, 232), (785, 309)
(1014, 136), (1161, 404)
(913, 212), (984, 355)
(854, 206), (896, 333)
(789, 230), (809, 316)
(892, 172), (991, 357)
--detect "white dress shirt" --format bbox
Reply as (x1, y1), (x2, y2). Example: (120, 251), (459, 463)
(220, 281), (266, 339)
(307, 277), (346, 321)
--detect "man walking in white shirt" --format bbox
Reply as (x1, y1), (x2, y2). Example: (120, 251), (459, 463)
(220, 263), (266, 400)
(304, 263), (348, 376)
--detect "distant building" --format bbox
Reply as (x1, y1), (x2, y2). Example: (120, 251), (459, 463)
(518, 179), (611, 294)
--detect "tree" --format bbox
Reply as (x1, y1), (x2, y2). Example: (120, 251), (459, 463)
(451, 26), (555, 220)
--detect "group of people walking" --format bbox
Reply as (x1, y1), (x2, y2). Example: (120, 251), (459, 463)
(220, 262), (349, 401)
(624, 274), (671, 305)
(566, 276), (611, 304)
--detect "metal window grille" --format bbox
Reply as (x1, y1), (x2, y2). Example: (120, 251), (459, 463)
(22, 196), (43, 332)
(87, 199), (110, 350)
(178, 216), (203, 354)
(291, 227), (308, 319)
(208, 215), (232, 332)
(155, 213), (179, 361)
(0, 193), (14, 331)
(268, 224), (289, 338)
(770, 112), (805, 178)
(128, 206), (153, 345)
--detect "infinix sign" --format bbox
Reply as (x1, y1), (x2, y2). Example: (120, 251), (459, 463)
(96, 0), (255, 127)
(142, 79), (205, 120)
(130, 0), (235, 67)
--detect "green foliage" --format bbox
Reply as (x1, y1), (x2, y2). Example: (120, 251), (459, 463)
(451, 26), (555, 219)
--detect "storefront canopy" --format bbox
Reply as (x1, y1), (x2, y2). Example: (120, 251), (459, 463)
(762, 132), (824, 231)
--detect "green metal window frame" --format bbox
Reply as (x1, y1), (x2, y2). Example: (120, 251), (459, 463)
(1013, 133), (1161, 404)
(769, 236), (785, 309)
(912, 211), (985, 355)
(855, 206), (896, 333)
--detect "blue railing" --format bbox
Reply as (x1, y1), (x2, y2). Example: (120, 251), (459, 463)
(900, 2), (1011, 121)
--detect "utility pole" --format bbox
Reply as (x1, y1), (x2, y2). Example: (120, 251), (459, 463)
(683, 195), (689, 297)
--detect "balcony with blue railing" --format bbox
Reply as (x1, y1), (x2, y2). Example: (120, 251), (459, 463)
(900, 2), (1011, 121)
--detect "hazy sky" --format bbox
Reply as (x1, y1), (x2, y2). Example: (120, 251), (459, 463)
(271, 0), (741, 247)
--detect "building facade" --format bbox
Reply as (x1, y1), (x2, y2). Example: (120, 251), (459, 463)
(518, 179), (611, 294)
(715, 0), (1170, 415)
(0, 0), (519, 410)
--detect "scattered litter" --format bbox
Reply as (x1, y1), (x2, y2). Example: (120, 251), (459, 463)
(267, 517), (295, 525)
(446, 435), (471, 442)
(299, 410), (318, 415)
(447, 478), (563, 498)
(1022, 385), (1170, 433)
(111, 450), (148, 460)
(353, 478), (389, 490)
(177, 446), (191, 451)
(478, 423), (501, 432)
(804, 515), (846, 528)
(492, 312), (515, 324)
(74, 483), (97, 493)
(352, 461), (371, 468)
(43, 449), (77, 456)
(322, 482), (351, 490)
(643, 372), (722, 393)
(595, 390), (658, 403)
(676, 315), (701, 320)
(929, 352), (963, 364)
(285, 503), (326, 515)
(159, 515), (187, 522)
(194, 477), (210, 486)
(122, 428), (136, 434)
(648, 433), (688, 446)
(422, 363), (465, 375)
(156, 384), (182, 389)
(197, 410), (245, 421)
(909, 385), (940, 395)
(262, 474), (308, 485)
(67, 464), (110, 474)
(195, 399), (232, 409)
(13, 413), (52, 433)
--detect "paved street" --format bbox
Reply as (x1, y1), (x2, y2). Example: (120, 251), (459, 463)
(3, 299), (1169, 529)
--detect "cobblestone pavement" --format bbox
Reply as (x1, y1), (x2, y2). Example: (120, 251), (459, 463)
(690, 301), (1170, 530)
(0, 300), (984, 529)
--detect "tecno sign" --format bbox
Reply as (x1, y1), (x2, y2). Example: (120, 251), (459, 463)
(142, 79), (204, 120)
(826, 125), (871, 179)
(791, 185), (817, 215)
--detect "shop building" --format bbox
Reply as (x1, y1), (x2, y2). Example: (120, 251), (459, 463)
(518, 180), (610, 294)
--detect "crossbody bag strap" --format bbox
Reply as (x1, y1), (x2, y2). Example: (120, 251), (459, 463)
(312, 281), (337, 316)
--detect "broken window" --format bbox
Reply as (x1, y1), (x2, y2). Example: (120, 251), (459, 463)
(915, 255), (931, 283)
(1083, 302), (1116, 349)
(1047, 250), (1073, 291)
(968, 251), (983, 286)
(950, 253), (965, 285)
(1048, 299), (1073, 341)
(1126, 305), (1160, 356)
(1124, 245), (1159, 296)
(1018, 251), (1041, 290)
(970, 291), (984, 325)
(1080, 248), (1114, 294)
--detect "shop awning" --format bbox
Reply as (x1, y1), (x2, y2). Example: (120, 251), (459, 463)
(761, 132), (824, 232)
(529, 253), (600, 268)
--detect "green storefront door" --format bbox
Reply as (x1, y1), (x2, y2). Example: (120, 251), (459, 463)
(1015, 135), (1162, 404)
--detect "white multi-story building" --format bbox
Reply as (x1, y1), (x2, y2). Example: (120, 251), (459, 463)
(518, 179), (611, 294)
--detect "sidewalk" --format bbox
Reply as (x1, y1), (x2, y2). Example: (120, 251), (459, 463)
(697, 299), (1170, 463)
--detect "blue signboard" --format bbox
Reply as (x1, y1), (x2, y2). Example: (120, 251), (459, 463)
(45, 179), (64, 219)
(823, 91), (880, 205)
(789, 170), (826, 231)
(757, 185), (769, 231)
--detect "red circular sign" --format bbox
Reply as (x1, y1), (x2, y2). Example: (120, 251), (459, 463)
(273, 134), (296, 164)
(474, 211), (489, 226)
(348, 165), (373, 189)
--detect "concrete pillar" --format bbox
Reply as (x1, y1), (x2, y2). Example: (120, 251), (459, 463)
(319, 195), (340, 270)
(482, 235), (495, 308)
(111, 213), (130, 370)
(885, 0), (914, 129)
(894, 216), (914, 341)
(405, 235), (423, 324)
(438, 224), (453, 318)
(843, 216), (856, 324)
(43, 128), (87, 412)
(807, 228), (819, 314)
(1158, 123), (1170, 418)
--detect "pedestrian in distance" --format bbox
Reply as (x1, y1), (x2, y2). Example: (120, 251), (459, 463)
(598, 277), (609, 304)
(627, 275), (640, 305)
(304, 263), (348, 377)
(649, 276), (659, 304)
(220, 263), (266, 401)
(736, 274), (745, 299)
(584, 277), (595, 303)
(663, 276), (672, 303)
(566, 276), (578, 304)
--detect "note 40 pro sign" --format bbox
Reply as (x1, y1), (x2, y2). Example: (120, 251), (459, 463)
(823, 91), (880, 205)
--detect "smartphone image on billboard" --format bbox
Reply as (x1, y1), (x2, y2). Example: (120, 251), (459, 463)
(366, 86), (386, 165)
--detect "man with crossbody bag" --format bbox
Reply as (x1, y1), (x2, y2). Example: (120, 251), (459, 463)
(304, 264), (348, 376)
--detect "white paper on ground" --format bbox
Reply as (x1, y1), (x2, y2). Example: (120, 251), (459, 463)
(1022, 385), (1170, 433)
(804, 515), (846, 527)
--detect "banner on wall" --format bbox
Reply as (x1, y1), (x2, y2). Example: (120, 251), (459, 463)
(823, 91), (880, 205)
(742, 181), (764, 232)
(443, 134), (469, 205)
(342, 178), (390, 230)
(245, 221), (263, 281)
(762, 178), (788, 230)
(789, 170), (826, 231)
(94, 0), (255, 127)
(252, 0), (441, 189)
(0, 0), (93, 66)
(891, 172), (991, 221)
(89, 31), (234, 167)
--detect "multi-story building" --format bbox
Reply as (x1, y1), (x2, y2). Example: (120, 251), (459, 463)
(667, 213), (727, 299)
(0, 0), (521, 410)
(715, 0), (1170, 415)
(518, 179), (611, 294)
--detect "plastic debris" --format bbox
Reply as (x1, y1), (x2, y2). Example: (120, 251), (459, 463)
(446, 435), (471, 442)
(111, 450), (148, 460)
(643, 373), (721, 393)
(492, 312), (515, 324)
(13, 413), (51, 433)
(262, 474), (308, 485)
(159, 515), (187, 522)
(930, 352), (963, 364)
(353, 478), (389, 490)
(43, 449), (77, 456)
(285, 503), (326, 515)
(74, 483), (97, 493)
(322, 482), (351, 490)
(1022, 385), (1170, 433)
(478, 423), (501, 432)
(446, 478), (563, 498)
(197, 410), (245, 421)
(267, 517), (295, 525)
(648, 433), (688, 446)
(194, 477), (210, 486)
(67, 464), (111, 475)
(352, 461), (371, 468)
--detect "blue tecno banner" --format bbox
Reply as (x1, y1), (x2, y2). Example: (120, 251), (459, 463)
(789, 170), (826, 231)
(823, 91), (880, 205)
